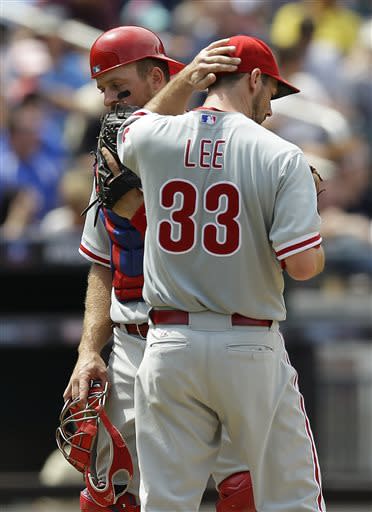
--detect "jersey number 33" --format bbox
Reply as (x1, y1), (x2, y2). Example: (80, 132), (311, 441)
(158, 179), (241, 257)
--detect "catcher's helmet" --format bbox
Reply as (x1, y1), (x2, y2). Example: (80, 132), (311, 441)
(56, 381), (133, 507)
(90, 25), (185, 78)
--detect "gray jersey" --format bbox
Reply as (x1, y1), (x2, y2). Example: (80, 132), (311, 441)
(118, 109), (321, 321)
(79, 185), (149, 324)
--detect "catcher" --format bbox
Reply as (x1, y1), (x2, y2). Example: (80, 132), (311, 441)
(61, 26), (258, 512)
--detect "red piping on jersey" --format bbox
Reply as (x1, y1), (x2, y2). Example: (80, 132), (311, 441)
(121, 126), (130, 143)
(275, 234), (321, 258)
(298, 380), (324, 511)
(79, 243), (110, 266)
(193, 106), (226, 112)
(131, 110), (148, 117)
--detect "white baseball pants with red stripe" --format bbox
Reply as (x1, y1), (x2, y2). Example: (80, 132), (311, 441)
(135, 313), (326, 511)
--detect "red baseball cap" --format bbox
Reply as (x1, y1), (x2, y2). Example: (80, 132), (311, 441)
(228, 35), (300, 99)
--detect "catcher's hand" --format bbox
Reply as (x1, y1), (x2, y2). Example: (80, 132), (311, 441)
(310, 165), (323, 196)
(82, 104), (142, 223)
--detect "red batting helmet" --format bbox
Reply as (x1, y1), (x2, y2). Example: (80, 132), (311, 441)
(90, 25), (185, 78)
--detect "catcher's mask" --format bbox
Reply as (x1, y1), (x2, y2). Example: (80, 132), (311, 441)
(90, 25), (185, 78)
(56, 381), (133, 507)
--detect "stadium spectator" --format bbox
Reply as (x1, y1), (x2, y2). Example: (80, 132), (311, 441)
(0, 101), (65, 238)
(39, 162), (92, 236)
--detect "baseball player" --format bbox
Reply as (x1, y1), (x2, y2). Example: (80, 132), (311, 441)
(117, 35), (326, 511)
(64, 26), (255, 511)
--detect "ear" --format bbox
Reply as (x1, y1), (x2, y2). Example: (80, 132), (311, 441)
(148, 66), (166, 92)
(248, 68), (262, 93)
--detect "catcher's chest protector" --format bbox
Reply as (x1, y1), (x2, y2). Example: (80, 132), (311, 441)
(103, 209), (144, 302)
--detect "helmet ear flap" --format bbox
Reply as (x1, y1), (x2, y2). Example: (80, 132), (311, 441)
(84, 410), (134, 506)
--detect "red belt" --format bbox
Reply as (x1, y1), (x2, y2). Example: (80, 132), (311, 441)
(150, 310), (272, 328)
(124, 323), (149, 337)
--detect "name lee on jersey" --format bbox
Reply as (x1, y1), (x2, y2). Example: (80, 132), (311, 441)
(184, 138), (226, 169)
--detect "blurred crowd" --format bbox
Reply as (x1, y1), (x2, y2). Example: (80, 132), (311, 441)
(0, 0), (371, 271)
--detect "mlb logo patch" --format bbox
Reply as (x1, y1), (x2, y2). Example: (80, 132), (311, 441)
(92, 65), (101, 74)
(200, 113), (217, 125)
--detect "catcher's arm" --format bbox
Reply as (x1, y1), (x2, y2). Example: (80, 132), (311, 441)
(63, 263), (112, 405)
(144, 39), (240, 115)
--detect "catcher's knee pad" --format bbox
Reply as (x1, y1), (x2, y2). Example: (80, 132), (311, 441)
(80, 488), (140, 511)
(216, 471), (256, 512)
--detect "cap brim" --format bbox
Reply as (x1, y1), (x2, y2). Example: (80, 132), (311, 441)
(272, 77), (300, 99)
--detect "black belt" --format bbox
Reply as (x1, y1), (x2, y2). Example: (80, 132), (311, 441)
(114, 323), (149, 338)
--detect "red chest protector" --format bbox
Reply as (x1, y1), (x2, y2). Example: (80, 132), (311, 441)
(102, 205), (146, 302)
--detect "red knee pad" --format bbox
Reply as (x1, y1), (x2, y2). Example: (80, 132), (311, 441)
(216, 471), (256, 512)
(80, 488), (140, 511)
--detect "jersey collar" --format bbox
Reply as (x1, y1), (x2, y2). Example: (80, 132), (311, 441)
(193, 106), (226, 112)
